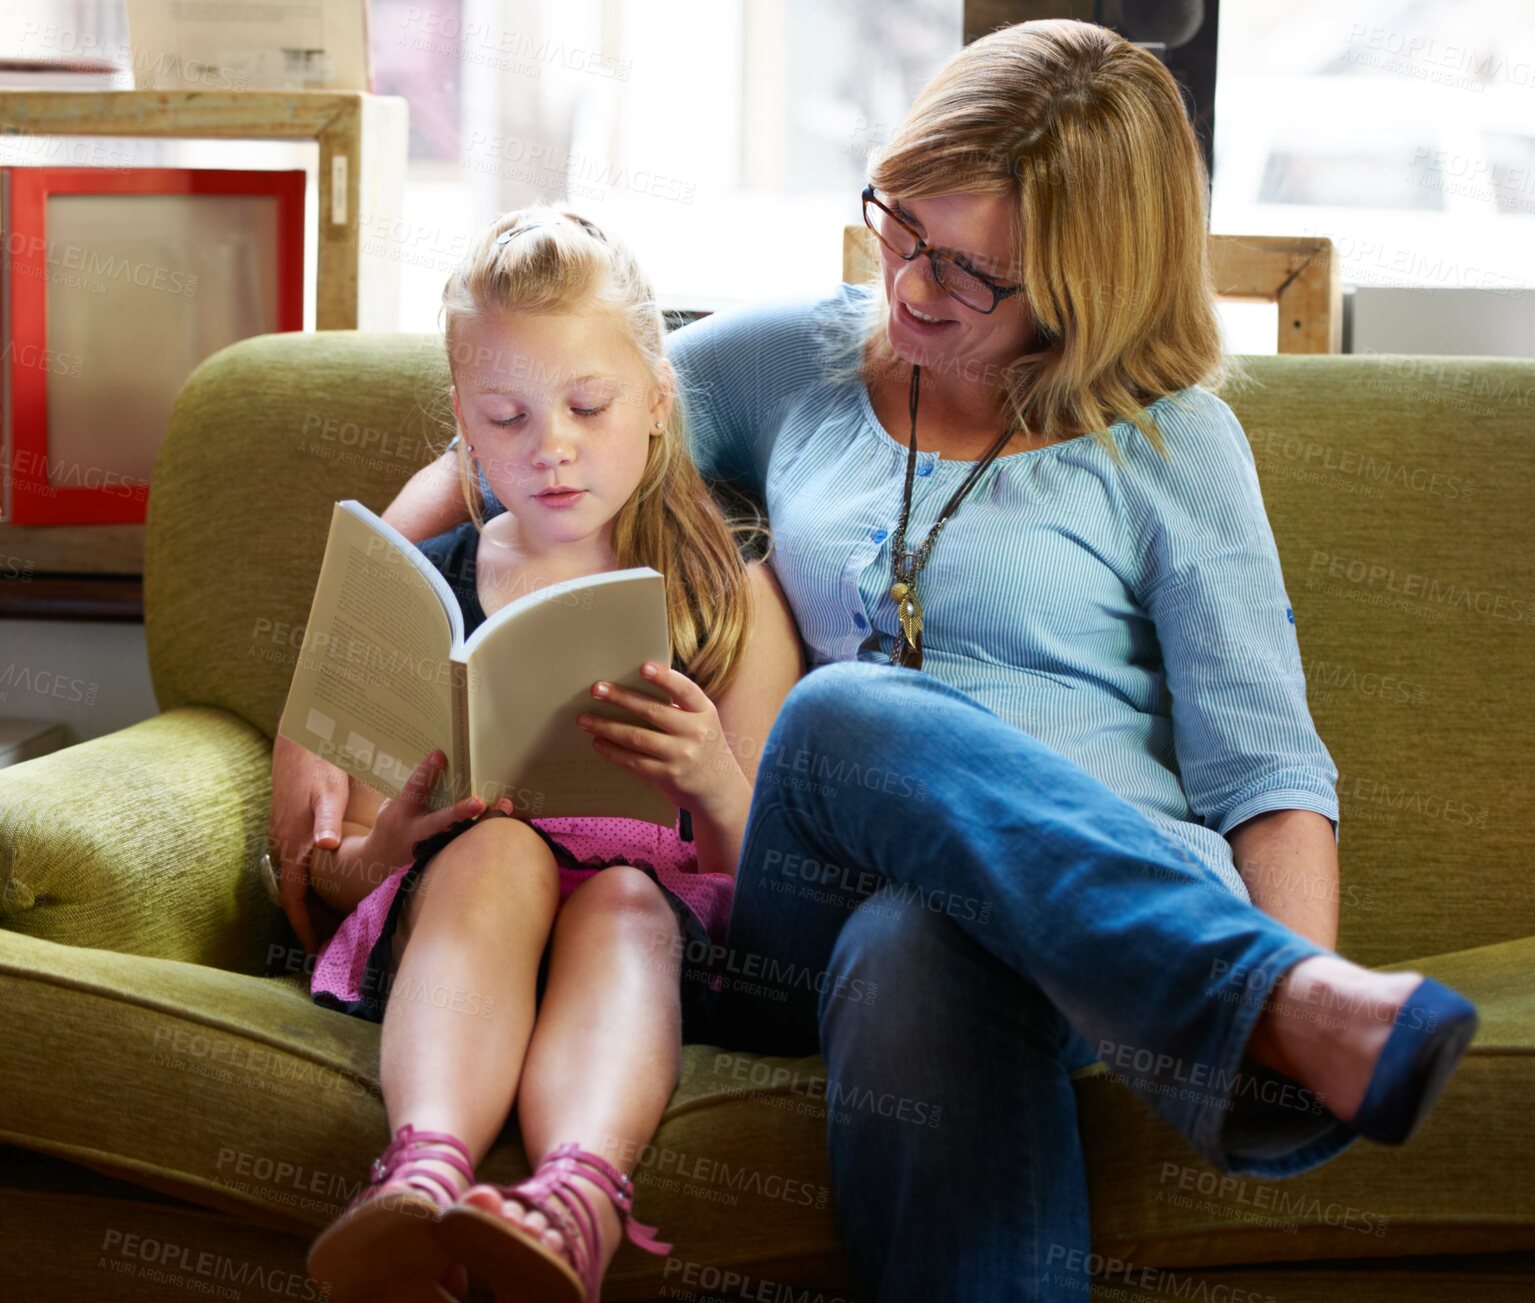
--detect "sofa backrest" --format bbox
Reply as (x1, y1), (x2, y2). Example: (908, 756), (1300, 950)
(144, 334), (1535, 967)
(1217, 354), (1534, 966)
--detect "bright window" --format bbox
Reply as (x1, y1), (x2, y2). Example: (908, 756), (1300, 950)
(1212, 0), (1535, 292)
(370, 0), (964, 325)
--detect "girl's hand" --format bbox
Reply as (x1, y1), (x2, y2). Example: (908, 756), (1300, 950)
(364, 749), (513, 874)
(578, 662), (746, 817)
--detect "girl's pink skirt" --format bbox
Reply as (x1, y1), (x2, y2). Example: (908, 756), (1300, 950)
(309, 809), (733, 1033)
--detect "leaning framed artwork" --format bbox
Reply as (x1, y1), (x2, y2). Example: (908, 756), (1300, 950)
(3, 165), (304, 526)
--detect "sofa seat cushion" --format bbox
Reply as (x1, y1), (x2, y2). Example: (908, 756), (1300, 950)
(0, 927), (854, 1297)
(3, 927), (1531, 1294)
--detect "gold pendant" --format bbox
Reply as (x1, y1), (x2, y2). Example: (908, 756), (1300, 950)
(897, 584), (924, 647)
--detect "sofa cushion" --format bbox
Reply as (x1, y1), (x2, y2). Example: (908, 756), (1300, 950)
(4, 925), (1531, 1293)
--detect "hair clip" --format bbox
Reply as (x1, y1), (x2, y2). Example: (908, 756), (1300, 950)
(493, 215), (608, 246)
(567, 214), (607, 241)
(495, 222), (553, 245)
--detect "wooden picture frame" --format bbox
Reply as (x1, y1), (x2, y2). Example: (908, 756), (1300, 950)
(0, 91), (408, 333)
(0, 91), (405, 601)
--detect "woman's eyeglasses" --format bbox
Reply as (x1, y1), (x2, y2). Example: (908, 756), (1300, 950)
(861, 184), (1023, 315)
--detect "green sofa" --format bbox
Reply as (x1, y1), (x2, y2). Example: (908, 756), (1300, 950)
(3, 334), (1533, 1302)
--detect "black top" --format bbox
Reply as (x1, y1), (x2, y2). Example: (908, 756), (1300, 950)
(416, 521), (693, 841)
(418, 521), (490, 636)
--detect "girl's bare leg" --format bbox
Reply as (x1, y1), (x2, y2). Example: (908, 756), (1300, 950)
(379, 816), (562, 1197)
(460, 866), (684, 1274)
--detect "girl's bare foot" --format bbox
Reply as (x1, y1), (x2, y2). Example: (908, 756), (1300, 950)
(398, 1155), (473, 1205)
(1245, 955), (1428, 1121)
(308, 1137), (476, 1303)
(459, 1171), (623, 1278)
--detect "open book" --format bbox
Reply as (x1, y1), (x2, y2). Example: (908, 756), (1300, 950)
(277, 500), (676, 825)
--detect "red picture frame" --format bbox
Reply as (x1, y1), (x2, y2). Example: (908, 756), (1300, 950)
(5, 166), (304, 525)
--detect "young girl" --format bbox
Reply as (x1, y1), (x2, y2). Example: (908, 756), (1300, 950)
(301, 205), (805, 1303)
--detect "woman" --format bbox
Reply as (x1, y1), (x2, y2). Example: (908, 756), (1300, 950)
(269, 20), (1477, 1300)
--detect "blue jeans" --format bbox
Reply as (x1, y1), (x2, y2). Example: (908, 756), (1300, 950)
(705, 661), (1359, 1302)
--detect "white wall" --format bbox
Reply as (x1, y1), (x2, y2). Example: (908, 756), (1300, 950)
(0, 619), (159, 746)
(1352, 287), (1535, 357)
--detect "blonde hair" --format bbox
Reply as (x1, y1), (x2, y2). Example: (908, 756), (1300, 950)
(439, 204), (768, 700)
(850, 18), (1242, 465)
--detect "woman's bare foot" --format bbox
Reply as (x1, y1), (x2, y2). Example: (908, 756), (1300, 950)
(1245, 955), (1427, 1121)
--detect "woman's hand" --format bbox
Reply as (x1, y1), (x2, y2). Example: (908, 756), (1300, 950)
(268, 734), (351, 955)
(578, 662), (748, 818)
(361, 749), (513, 877)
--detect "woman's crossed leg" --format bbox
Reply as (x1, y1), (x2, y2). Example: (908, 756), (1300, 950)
(712, 660), (1471, 1302)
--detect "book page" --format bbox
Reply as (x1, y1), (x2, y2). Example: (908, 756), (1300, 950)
(465, 568), (677, 824)
(278, 501), (458, 800)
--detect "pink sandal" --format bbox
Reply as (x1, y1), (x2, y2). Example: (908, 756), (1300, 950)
(435, 1141), (671, 1302)
(307, 1124), (476, 1303)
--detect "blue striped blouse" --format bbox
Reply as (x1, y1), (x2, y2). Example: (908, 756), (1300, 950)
(465, 282), (1340, 900)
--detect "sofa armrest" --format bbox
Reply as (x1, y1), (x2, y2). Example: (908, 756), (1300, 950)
(0, 706), (285, 974)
